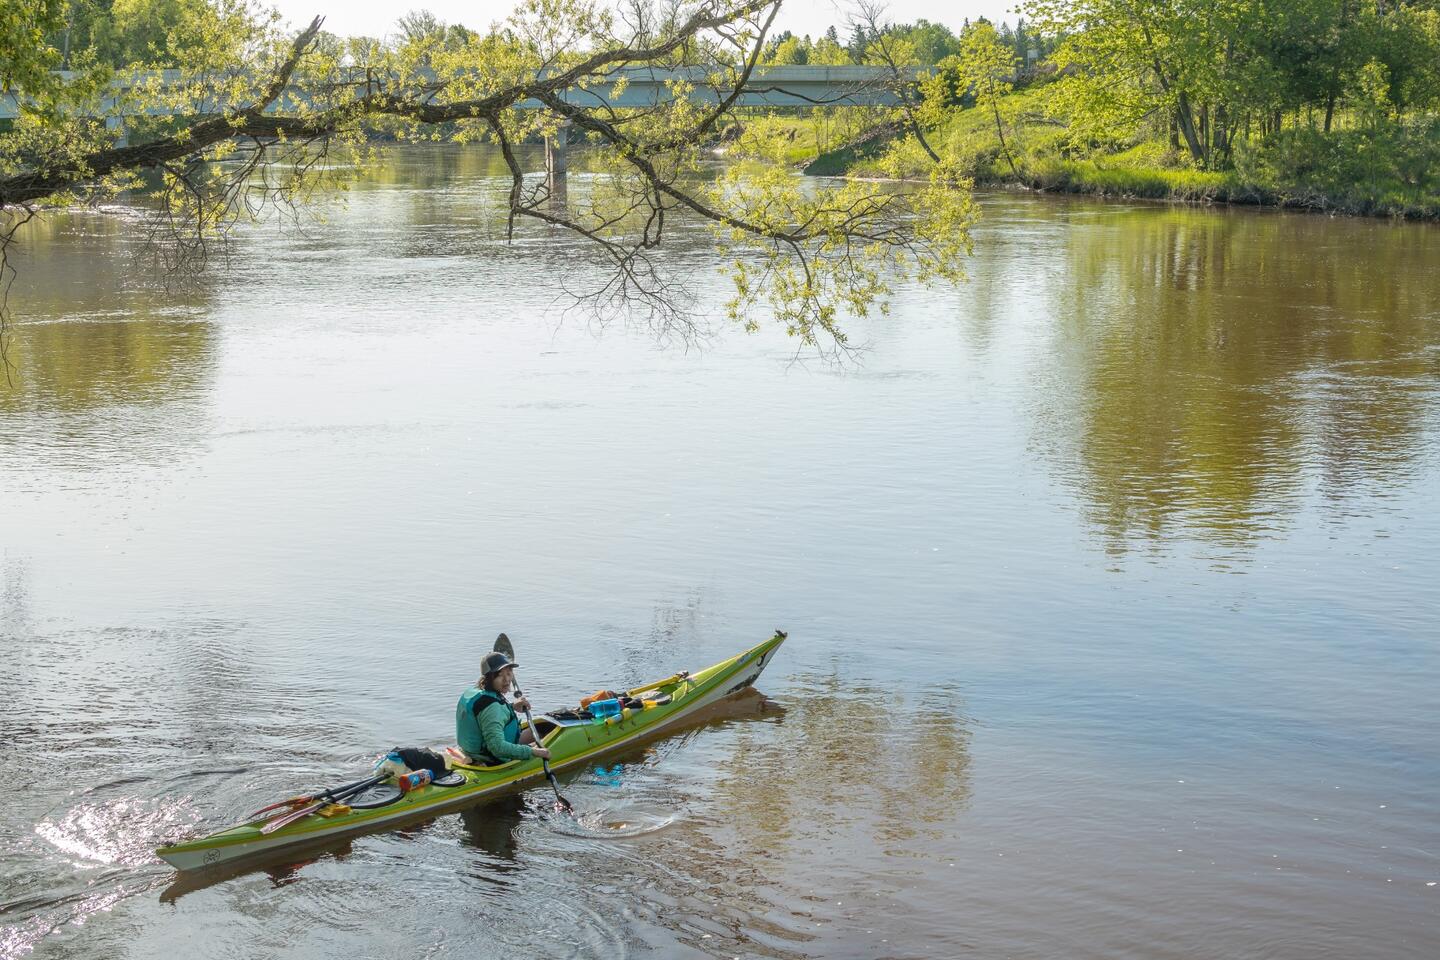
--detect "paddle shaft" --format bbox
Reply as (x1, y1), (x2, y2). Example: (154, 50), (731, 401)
(509, 675), (572, 811)
(493, 633), (572, 812)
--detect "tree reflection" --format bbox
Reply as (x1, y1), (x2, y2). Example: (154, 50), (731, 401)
(1031, 203), (1440, 552)
(1, 318), (213, 411)
(0, 210), (215, 468)
(711, 674), (972, 854)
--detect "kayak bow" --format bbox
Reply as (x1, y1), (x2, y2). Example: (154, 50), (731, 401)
(156, 631), (786, 871)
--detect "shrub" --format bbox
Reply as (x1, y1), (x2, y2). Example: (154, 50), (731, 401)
(1232, 119), (1440, 216)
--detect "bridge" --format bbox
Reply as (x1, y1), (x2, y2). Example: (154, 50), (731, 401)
(0, 65), (902, 121)
(513, 66), (905, 179)
(2, 65), (906, 184)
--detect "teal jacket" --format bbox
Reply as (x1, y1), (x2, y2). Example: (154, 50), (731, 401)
(456, 687), (534, 764)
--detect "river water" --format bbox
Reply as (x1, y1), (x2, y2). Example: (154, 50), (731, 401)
(2, 147), (1438, 959)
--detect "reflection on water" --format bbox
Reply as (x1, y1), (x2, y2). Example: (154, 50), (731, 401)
(1, 316), (212, 409)
(2, 150), (1437, 960)
(1027, 203), (1440, 552)
(459, 796), (528, 867)
(1, 211), (216, 480)
(2, 212), (214, 393)
(7, 171), (1435, 556)
(715, 675), (971, 854)
(146, 683), (964, 959)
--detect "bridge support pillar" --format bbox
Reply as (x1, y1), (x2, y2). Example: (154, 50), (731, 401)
(545, 122), (569, 192)
(105, 113), (128, 148)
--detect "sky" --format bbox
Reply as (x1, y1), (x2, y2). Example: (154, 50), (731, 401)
(267, 0), (1023, 42)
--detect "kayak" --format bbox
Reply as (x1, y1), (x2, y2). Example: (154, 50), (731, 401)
(156, 631), (786, 871)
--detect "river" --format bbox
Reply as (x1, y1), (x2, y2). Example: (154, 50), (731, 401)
(2, 146), (1438, 959)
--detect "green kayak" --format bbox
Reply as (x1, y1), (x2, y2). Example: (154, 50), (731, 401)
(156, 631), (786, 871)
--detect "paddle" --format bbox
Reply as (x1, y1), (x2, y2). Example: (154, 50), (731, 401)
(260, 774), (387, 835)
(494, 632), (574, 814)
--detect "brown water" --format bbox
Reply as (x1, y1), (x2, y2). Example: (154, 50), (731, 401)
(2, 147), (1438, 959)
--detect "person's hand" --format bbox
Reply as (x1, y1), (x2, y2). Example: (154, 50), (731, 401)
(513, 697), (531, 713)
(531, 747), (551, 760)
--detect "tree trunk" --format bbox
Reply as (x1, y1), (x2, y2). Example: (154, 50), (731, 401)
(1214, 103), (1230, 165)
(1326, 0), (1349, 134)
(906, 104), (941, 164)
(1175, 91), (1207, 165)
(61, 11), (74, 69)
(988, 77), (1019, 180)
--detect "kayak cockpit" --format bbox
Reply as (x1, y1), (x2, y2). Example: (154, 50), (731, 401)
(527, 715), (562, 739)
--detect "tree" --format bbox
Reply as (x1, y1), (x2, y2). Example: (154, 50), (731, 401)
(847, 21), (869, 63)
(1, 0), (976, 361)
(1024, 0), (1218, 165)
(810, 27), (850, 65)
(953, 22), (1020, 177)
(396, 9), (446, 44)
(765, 29), (808, 64)
(4, 0), (67, 94)
(1023, 0), (1440, 168)
(849, 0), (941, 163)
(92, 0), (237, 66)
(899, 19), (960, 65)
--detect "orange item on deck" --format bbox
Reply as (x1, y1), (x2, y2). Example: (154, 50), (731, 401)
(580, 689), (621, 709)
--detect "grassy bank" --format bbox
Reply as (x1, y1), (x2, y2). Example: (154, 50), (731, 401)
(798, 86), (1440, 220)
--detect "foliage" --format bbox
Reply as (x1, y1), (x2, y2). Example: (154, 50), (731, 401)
(834, 73), (1440, 219)
(948, 23), (1019, 176)
(1, 0), (983, 361)
(3, 1), (67, 93)
(1232, 118), (1440, 216)
(781, 0), (1440, 219)
(1023, 0), (1440, 169)
(758, 15), (1049, 67)
(715, 144), (977, 347)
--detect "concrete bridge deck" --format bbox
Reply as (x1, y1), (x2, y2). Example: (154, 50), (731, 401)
(1, 65), (906, 121)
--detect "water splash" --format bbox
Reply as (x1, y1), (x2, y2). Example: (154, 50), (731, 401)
(540, 800), (681, 839)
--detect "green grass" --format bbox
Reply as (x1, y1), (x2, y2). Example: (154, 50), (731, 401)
(719, 110), (890, 168)
(801, 120), (901, 176)
(1053, 161), (1233, 199)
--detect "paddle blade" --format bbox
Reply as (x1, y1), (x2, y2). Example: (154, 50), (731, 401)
(494, 632), (515, 659)
(261, 800), (321, 834)
(247, 796), (306, 820)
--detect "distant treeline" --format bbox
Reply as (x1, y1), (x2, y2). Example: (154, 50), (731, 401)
(818, 1), (1440, 217)
(759, 18), (1058, 68)
(766, 2), (1440, 175)
(38, 1), (477, 71)
(1024, 0), (1440, 170)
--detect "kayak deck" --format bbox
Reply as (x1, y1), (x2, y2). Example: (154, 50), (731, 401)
(156, 631), (786, 870)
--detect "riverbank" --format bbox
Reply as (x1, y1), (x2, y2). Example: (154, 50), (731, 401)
(797, 86), (1440, 220)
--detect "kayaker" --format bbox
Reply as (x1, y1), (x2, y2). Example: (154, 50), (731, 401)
(454, 651), (551, 765)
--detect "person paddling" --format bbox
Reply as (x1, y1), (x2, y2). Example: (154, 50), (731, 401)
(454, 652), (551, 765)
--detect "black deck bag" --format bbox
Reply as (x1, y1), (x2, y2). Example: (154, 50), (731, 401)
(390, 746), (450, 778)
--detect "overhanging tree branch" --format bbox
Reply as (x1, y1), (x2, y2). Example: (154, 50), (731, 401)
(1, 0), (977, 363)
